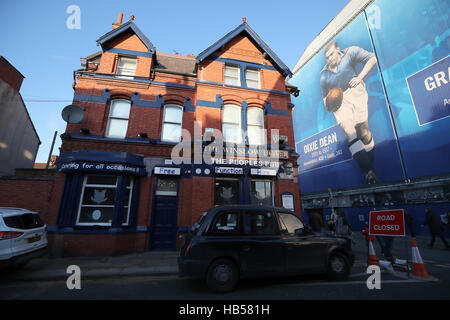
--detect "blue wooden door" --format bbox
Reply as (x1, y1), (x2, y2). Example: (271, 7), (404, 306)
(150, 195), (178, 250)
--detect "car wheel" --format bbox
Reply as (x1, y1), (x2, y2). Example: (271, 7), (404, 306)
(206, 258), (239, 293)
(327, 252), (350, 281)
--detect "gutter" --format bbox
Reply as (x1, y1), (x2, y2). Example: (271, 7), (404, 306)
(152, 68), (197, 78)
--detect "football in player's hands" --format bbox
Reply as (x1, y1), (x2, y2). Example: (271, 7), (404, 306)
(325, 87), (343, 112)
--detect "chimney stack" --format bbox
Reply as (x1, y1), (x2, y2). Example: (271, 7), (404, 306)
(112, 12), (124, 29)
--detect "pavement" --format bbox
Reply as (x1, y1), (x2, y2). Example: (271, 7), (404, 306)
(2, 251), (179, 283)
(2, 232), (449, 283)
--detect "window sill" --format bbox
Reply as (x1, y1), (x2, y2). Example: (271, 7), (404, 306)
(196, 80), (289, 96)
(47, 226), (148, 234)
(65, 133), (177, 146)
(75, 71), (151, 83)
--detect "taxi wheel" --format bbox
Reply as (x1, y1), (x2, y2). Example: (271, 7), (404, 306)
(206, 258), (239, 293)
(327, 252), (350, 281)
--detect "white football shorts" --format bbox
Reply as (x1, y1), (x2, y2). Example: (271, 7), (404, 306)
(333, 82), (369, 126)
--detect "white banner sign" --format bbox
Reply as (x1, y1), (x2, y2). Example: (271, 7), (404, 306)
(154, 167), (181, 175)
(215, 167), (243, 175)
(250, 168), (277, 176)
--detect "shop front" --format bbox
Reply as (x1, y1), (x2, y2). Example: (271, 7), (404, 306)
(49, 150), (147, 256)
(50, 148), (300, 254)
(145, 148), (300, 251)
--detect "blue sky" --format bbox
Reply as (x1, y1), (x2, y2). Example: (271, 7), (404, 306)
(0, 0), (348, 163)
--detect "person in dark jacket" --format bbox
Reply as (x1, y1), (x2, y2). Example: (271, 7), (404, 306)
(422, 207), (449, 249)
(445, 210), (450, 228)
(336, 211), (352, 235)
(309, 211), (323, 233)
(405, 211), (415, 237)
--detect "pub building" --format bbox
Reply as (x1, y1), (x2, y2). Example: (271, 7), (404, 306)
(50, 14), (301, 255)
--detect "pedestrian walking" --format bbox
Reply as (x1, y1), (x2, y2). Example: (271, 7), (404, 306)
(336, 211), (352, 235)
(405, 211), (415, 237)
(328, 211), (337, 235)
(375, 235), (385, 255)
(421, 207), (449, 249)
(336, 211), (355, 244)
(309, 211), (323, 233)
(444, 210), (450, 238)
(362, 221), (389, 258)
(381, 236), (395, 262)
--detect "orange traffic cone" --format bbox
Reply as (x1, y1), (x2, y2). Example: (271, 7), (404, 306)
(368, 238), (379, 266)
(411, 237), (430, 278)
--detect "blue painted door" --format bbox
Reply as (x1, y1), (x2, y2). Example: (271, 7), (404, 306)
(150, 195), (178, 250)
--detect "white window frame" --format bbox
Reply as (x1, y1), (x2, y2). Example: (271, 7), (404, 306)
(76, 175), (134, 226)
(116, 56), (137, 78)
(123, 180), (134, 226)
(214, 177), (240, 206)
(155, 177), (178, 196)
(105, 99), (131, 139)
(222, 104), (242, 143)
(161, 104), (183, 142)
(224, 65), (241, 86)
(250, 179), (274, 206)
(247, 107), (265, 145)
(245, 68), (260, 89)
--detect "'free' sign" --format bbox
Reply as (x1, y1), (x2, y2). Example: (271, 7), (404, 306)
(369, 209), (405, 236)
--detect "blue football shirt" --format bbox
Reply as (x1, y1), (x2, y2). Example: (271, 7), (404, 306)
(320, 46), (375, 97)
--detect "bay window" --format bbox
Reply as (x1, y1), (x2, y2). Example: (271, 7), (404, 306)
(76, 175), (133, 226)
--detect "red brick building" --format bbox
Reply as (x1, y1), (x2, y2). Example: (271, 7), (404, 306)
(45, 14), (301, 255)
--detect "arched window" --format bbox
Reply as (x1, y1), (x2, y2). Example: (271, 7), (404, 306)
(247, 107), (265, 145)
(105, 99), (131, 139)
(222, 104), (241, 143)
(161, 104), (183, 142)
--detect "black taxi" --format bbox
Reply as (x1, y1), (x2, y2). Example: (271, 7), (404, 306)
(178, 205), (354, 292)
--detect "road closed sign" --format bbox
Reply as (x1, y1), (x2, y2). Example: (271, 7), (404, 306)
(369, 209), (405, 237)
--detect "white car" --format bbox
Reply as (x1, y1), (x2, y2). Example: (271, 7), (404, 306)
(0, 207), (48, 268)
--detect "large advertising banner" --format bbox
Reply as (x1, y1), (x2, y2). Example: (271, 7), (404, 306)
(291, 13), (406, 194)
(368, 0), (450, 179)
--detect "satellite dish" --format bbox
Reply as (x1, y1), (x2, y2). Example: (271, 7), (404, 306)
(62, 105), (84, 124)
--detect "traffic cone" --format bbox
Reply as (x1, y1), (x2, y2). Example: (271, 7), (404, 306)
(368, 238), (379, 266)
(411, 237), (430, 278)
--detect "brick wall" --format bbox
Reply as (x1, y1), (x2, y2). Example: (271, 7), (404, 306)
(274, 180), (302, 218)
(48, 232), (147, 257)
(70, 20), (294, 144)
(0, 57), (24, 92)
(0, 173), (55, 222)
